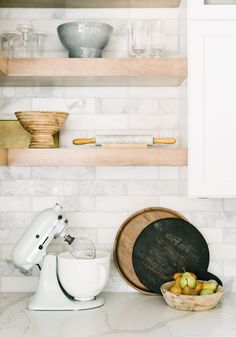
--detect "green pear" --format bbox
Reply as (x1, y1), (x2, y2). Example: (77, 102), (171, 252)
(200, 288), (214, 296)
(179, 272), (196, 289)
(202, 281), (217, 292)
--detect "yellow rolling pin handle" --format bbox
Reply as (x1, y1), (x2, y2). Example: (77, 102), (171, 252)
(153, 138), (176, 145)
(73, 138), (96, 145)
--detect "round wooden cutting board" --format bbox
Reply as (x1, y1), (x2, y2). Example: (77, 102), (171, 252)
(132, 218), (220, 294)
(113, 207), (187, 294)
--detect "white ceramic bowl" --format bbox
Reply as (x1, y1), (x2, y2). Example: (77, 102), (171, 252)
(57, 250), (110, 301)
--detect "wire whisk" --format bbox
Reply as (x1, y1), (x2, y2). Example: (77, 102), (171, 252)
(64, 234), (96, 259)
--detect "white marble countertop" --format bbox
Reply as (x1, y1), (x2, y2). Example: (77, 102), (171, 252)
(0, 292), (235, 337)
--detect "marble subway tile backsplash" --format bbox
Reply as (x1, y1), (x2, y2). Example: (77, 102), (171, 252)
(0, 88), (186, 148)
(0, 197), (31, 212)
(0, 7), (179, 58)
(31, 196), (96, 212)
(0, 180), (64, 196)
(0, 166), (236, 292)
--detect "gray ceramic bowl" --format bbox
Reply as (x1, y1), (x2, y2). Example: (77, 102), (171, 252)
(57, 21), (113, 58)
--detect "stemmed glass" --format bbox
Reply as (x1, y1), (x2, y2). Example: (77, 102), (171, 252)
(16, 24), (34, 58)
(130, 20), (148, 58)
(32, 32), (46, 57)
(0, 32), (21, 58)
(150, 20), (166, 58)
(0, 25), (46, 58)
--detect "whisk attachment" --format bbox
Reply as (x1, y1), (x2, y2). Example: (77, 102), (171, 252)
(64, 234), (75, 245)
(64, 233), (96, 259)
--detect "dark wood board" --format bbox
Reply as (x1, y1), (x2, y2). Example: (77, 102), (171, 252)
(132, 218), (222, 294)
(113, 207), (187, 294)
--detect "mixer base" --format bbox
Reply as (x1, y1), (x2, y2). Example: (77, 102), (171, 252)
(28, 295), (105, 311)
(27, 254), (105, 311)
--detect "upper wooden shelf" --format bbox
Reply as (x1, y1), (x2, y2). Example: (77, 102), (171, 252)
(0, 148), (188, 166)
(0, 0), (182, 8)
(0, 54), (187, 87)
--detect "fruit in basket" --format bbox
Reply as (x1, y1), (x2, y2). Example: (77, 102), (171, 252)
(202, 281), (218, 292)
(169, 284), (183, 295)
(208, 279), (218, 284)
(169, 271), (219, 296)
(174, 276), (181, 286)
(173, 272), (182, 280)
(179, 272), (196, 289)
(200, 288), (214, 296)
(169, 276), (182, 294)
(194, 281), (203, 293)
(172, 272), (197, 281)
(183, 285), (199, 295)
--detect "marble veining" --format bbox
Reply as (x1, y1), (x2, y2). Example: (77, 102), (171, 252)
(0, 292), (235, 337)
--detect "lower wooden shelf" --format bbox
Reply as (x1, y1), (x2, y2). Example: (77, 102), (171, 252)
(0, 148), (188, 166)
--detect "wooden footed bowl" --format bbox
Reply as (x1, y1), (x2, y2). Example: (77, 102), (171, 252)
(161, 281), (224, 311)
(15, 111), (69, 148)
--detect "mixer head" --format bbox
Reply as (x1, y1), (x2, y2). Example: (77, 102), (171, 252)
(12, 204), (68, 270)
(12, 203), (97, 272)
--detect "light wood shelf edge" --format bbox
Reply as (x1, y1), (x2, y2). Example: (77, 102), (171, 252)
(0, 54), (187, 87)
(0, 149), (9, 165)
(0, 0), (182, 8)
(0, 52), (8, 75)
(2, 148), (188, 167)
(8, 58), (187, 77)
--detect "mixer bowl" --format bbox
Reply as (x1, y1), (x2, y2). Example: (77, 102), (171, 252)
(57, 21), (113, 58)
(57, 251), (110, 301)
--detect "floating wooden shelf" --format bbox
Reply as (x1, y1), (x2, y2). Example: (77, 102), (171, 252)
(0, 149), (8, 166)
(0, 148), (188, 166)
(0, 55), (187, 87)
(0, 0), (182, 8)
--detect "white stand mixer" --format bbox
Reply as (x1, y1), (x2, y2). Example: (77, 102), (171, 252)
(12, 204), (109, 311)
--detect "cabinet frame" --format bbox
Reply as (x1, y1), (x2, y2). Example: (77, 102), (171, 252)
(189, 20), (236, 197)
(189, 1), (236, 20)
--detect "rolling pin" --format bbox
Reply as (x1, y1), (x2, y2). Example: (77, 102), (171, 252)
(73, 135), (176, 145)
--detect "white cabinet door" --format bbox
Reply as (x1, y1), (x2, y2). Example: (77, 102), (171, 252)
(189, 1), (236, 20)
(189, 21), (236, 197)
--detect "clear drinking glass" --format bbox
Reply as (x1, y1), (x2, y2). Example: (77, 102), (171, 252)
(150, 20), (166, 58)
(16, 24), (34, 58)
(130, 20), (148, 58)
(0, 32), (21, 58)
(32, 32), (46, 57)
(0, 33), (7, 52)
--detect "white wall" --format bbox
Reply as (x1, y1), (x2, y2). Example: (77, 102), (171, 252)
(0, 7), (235, 293)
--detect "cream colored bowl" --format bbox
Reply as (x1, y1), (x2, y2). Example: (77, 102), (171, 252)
(15, 111), (69, 148)
(160, 281), (224, 311)
(58, 251), (110, 301)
